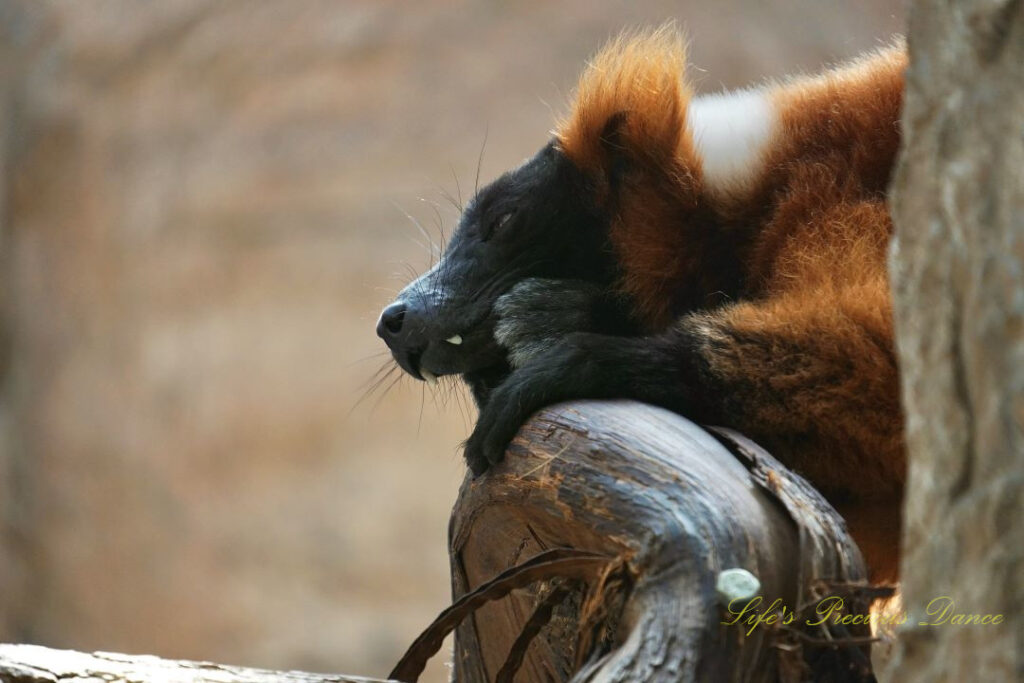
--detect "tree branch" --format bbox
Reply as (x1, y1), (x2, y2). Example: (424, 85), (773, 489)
(447, 401), (876, 682)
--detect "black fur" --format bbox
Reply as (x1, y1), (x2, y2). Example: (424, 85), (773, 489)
(380, 142), (623, 390)
(380, 142), (721, 474)
(464, 320), (723, 474)
(494, 279), (638, 369)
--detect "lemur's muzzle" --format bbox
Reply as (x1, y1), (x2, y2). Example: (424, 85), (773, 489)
(376, 300), (430, 380)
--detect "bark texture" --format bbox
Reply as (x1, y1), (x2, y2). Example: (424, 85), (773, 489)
(443, 401), (875, 682)
(884, 0), (1024, 679)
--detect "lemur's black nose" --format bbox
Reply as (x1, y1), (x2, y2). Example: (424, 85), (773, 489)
(376, 301), (407, 342)
(377, 300), (431, 379)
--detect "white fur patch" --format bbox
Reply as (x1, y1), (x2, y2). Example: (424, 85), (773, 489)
(688, 88), (776, 193)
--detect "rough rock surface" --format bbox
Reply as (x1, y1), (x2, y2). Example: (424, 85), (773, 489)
(885, 0), (1023, 679)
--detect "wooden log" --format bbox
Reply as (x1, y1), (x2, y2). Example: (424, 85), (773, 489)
(446, 401), (876, 682)
(0, 644), (394, 683)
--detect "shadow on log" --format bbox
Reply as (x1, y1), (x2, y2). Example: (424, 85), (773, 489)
(444, 401), (877, 682)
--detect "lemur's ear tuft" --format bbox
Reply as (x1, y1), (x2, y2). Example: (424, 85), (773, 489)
(556, 25), (697, 182)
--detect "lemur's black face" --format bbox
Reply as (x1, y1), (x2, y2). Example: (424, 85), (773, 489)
(377, 141), (615, 385)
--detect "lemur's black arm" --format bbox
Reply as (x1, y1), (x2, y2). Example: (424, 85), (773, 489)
(462, 361), (511, 410)
(463, 279), (641, 410)
(493, 279), (642, 367)
(466, 275), (903, 494)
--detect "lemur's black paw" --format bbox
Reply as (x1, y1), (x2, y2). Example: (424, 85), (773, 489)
(463, 335), (595, 476)
(463, 420), (508, 477)
(462, 377), (531, 476)
(462, 429), (491, 477)
(494, 278), (602, 369)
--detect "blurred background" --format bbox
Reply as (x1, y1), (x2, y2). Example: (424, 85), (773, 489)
(0, 1), (904, 680)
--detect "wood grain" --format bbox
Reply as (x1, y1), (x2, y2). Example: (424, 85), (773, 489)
(449, 401), (874, 682)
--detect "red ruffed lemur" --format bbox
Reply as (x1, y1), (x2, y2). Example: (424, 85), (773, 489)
(377, 28), (907, 582)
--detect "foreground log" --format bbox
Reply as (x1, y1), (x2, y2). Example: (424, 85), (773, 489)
(0, 644), (393, 683)
(441, 401), (877, 682)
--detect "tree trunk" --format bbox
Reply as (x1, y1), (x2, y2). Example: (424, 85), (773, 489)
(883, 0), (1024, 680)
(432, 402), (876, 682)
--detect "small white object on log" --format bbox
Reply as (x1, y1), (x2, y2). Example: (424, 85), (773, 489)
(716, 568), (762, 607)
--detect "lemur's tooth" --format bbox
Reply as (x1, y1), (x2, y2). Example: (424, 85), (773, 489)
(421, 369), (438, 386)
(446, 335), (463, 345)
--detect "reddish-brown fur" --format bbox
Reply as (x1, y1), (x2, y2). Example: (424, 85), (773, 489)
(557, 29), (907, 582)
